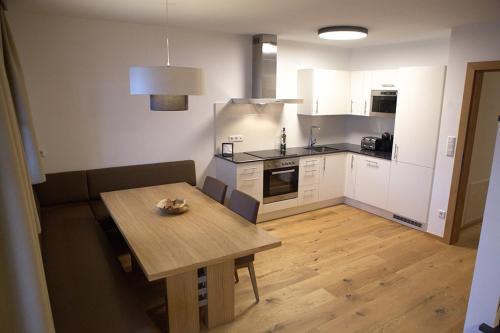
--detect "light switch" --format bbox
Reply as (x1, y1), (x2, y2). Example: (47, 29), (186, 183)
(446, 136), (456, 157)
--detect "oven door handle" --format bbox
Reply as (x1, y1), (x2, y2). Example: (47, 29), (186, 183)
(271, 169), (296, 175)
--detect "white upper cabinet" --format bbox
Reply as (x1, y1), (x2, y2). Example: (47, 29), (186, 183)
(393, 66), (446, 168)
(297, 69), (351, 115)
(319, 153), (346, 201)
(350, 71), (372, 116)
(371, 69), (399, 90)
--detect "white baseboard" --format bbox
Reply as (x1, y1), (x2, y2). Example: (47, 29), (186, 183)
(345, 198), (426, 232)
(257, 197), (343, 223)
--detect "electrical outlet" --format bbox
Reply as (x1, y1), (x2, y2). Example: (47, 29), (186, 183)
(438, 210), (447, 219)
(228, 135), (243, 142)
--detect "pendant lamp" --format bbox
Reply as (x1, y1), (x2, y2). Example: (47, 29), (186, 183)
(129, 1), (205, 111)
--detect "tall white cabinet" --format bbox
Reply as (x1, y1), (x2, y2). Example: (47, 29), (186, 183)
(388, 66), (446, 224)
(297, 69), (351, 115)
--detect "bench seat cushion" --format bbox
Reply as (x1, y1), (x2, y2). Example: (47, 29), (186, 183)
(34, 171), (89, 207)
(41, 203), (156, 333)
(87, 160), (196, 200)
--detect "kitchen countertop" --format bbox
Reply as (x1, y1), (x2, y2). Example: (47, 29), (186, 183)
(215, 143), (393, 164)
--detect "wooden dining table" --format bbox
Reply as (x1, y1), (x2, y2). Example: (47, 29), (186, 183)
(101, 182), (281, 333)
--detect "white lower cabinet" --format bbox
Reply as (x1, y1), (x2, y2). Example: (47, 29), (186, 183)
(387, 161), (434, 223)
(354, 156), (391, 209)
(298, 184), (319, 206)
(319, 153), (346, 201)
(215, 159), (264, 213)
(345, 153), (357, 198)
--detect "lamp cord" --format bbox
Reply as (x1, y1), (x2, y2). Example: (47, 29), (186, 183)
(165, 0), (170, 66)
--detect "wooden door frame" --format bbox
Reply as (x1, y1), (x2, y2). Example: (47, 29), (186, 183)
(444, 60), (500, 244)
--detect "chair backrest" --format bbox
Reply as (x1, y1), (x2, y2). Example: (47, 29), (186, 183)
(228, 189), (260, 224)
(202, 176), (227, 204)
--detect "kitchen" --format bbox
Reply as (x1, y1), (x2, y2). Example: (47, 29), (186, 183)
(3, 1), (500, 332)
(215, 35), (445, 232)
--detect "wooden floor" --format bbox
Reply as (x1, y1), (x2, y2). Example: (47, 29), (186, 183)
(205, 204), (481, 333)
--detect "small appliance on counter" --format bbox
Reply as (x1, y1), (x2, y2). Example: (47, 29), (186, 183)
(361, 132), (393, 152)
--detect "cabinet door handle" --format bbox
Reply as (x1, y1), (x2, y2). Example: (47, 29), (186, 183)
(366, 160), (379, 167)
(240, 177), (259, 181)
(323, 157), (326, 171)
(364, 100), (367, 115)
(351, 155), (354, 169)
(350, 100), (353, 114)
(316, 99), (319, 114)
(242, 167), (258, 173)
(394, 144), (399, 160)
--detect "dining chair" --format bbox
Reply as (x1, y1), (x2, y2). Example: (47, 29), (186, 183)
(202, 176), (228, 204)
(227, 189), (260, 302)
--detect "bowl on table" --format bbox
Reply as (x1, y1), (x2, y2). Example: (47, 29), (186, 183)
(156, 198), (189, 215)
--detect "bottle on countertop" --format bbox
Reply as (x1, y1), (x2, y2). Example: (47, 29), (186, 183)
(280, 127), (287, 153)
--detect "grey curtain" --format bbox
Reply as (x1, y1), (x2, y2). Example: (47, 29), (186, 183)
(0, 7), (55, 333)
(1, 9), (45, 184)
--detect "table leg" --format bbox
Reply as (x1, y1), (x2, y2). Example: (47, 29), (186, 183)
(206, 260), (235, 328)
(166, 270), (200, 333)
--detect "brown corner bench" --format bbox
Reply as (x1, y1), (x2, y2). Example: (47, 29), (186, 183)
(34, 160), (196, 333)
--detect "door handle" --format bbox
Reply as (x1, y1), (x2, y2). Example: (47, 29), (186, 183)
(323, 157), (326, 171)
(351, 155), (354, 169)
(350, 100), (353, 114)
(394, 144), (399, 160)
(316, 99), (319, 114)
(364, 100), (367, 115)
(366, 160), (379, 167)
(271, 169), (295, 175)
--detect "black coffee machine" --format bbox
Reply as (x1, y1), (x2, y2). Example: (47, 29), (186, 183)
(380, 132), (394, 152)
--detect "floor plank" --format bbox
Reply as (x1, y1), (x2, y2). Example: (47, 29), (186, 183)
(205, 204), (480, 333)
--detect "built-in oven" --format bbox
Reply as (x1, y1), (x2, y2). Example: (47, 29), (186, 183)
(263, 158), (299, 204)
(371, 90), (397, 115)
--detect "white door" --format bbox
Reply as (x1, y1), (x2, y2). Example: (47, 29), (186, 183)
(355, 157), (391, 209)
(393, 66), (446, 168)
(314, 69), (351, 115)
(319, 153), (346, 201)
(350, 71), (371, 116)
(387, 161), (434, 223)
(344, 153), (357, 198)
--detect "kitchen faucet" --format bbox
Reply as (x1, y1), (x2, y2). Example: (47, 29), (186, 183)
(309, 126), (321, 147)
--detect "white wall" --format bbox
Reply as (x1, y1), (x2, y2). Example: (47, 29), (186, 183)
(464, 121), (500, 333)
(349, 38), (450, 70)
(214, 40), (351, 151)
(461, 72), (500, 227)
(427, 22), (500, 236)
(8, 11), (252, 184)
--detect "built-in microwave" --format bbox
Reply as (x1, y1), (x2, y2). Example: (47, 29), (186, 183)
(371, 90), (397, 115)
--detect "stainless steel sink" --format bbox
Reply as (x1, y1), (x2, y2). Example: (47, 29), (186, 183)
(303, 146), (339, 153)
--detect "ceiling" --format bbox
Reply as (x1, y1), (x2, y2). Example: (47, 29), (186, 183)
(7, 0), (500, 47)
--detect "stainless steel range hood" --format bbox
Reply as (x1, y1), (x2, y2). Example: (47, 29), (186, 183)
(231, 34), (302, 105)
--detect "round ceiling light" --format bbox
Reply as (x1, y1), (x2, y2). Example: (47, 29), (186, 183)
(318, 26), (368, 40)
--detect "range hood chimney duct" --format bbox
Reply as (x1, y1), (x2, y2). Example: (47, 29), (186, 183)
(231, 34), (302, 105)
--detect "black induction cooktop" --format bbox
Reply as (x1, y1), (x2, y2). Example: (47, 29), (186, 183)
(245, 149), (300, 159)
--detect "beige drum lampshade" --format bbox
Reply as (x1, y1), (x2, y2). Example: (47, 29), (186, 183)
(129, 66), (205, 111)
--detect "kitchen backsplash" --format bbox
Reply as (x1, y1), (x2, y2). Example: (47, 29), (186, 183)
(214, 102), (395, 153)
